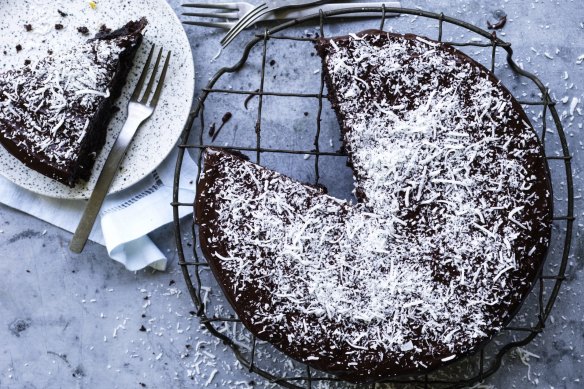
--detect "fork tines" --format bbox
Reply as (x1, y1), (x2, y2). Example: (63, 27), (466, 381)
(182, 2), (238, 10)
(181, 3), (239, 29)
(132, 46), (171, 107)
(220, 3), (268, 46)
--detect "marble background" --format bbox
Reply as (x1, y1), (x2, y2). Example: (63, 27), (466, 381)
(0, 0), (582, 388)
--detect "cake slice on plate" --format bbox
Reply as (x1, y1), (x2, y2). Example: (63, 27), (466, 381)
(0, 18), (147, 187)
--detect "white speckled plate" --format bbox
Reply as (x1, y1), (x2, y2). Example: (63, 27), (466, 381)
(0, 0), (194, 199)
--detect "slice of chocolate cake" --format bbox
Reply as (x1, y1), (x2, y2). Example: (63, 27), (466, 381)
(0, 18), (147, 187)
(195, 31), (552, 382)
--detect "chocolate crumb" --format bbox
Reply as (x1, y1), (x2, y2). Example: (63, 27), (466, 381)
(77, 26), (89, 35)
(48, 49), (53, 55)
(15, 44), (22, 53)
(222, 112), (233, 122)
(269, 59), (276, 66)
(304, 112), (309, 116)
(139, 325), (147, 332)
(487, 15), (507, 30)
(99, 24), (112, 34)
(169, 280), (175, 286)
(24, 24), (33, 32)
(211, 112), (233, 142)
(24, 59), (31, 66)
(55, 24), (64, 30)
(58, 9), (68, 17)
(487, 10), (507, 30)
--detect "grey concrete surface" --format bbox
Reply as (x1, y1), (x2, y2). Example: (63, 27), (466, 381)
(0, 0), (583, 388)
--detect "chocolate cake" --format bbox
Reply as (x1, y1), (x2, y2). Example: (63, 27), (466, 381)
(0, 18), (147, 187)
(195, 31), (552, 382)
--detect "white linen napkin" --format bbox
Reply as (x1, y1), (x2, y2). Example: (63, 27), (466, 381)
(0, 148), (198, 271)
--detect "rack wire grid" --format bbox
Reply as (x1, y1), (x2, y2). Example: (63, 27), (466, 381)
(172, 7), (574, 389)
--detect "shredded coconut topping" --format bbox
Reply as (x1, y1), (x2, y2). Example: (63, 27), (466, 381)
(0, 36), (125, 169)
(197, 32), (551, 379)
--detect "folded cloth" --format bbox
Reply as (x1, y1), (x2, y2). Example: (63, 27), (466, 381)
(0, 148), (198, 271)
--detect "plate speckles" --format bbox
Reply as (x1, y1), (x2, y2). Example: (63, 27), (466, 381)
(0, 0), (194, 199)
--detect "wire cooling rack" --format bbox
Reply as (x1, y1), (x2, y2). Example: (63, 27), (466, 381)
(172, 7), (574, 388)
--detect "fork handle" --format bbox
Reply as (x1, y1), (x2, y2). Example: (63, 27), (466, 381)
(69, 115), (146, 253)
(273, 2), (402, 20)
(277, 0), (332, 10)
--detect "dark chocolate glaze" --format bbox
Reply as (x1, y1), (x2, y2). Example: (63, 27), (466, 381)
(195, 31), (552, 383)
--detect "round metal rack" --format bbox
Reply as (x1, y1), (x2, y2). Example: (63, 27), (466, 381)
(172, 7), (574, 388)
